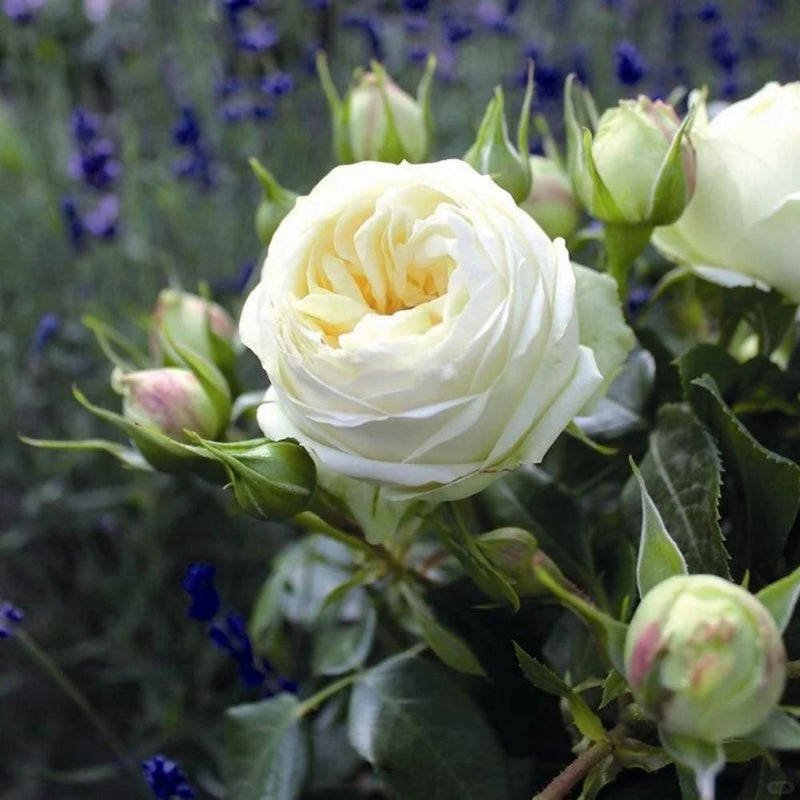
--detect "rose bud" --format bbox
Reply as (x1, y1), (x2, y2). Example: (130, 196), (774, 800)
(464, 65), (533, 204)
(474, 527), (570, 601)
(190, 438), (317, 521)
(624, 574), (786, 743)
(151, 289), (236, 371)
(520, 156), (581, 240)
(317, 52), (435, 164)
(113, 367), (225, 441)
(566, 78), (697, 227)
(250, 157), (297, 247)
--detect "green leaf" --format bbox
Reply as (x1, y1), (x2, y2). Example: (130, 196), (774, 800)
(312, 587), (377, 677)
(402, 586), (486, 676)
(756, 565), (800, 633)
(685, 374), (800, 577)
(224, 694), (309, 800)
(630, 458), (688, 597)
(348, 653), (512, 800)
(512, 643), (608, 742)
(745, 710), (800, 751)
(513, 642), (572, 697)
(599, 669), (628, 709)
(621, 404), (728, 578)
(660, 729), (723, 800)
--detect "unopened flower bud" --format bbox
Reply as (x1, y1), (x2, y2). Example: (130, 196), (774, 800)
(464, 66), (534, 204)
(317, 52), (435, 164)
(152, 289), (236, 371)
(566, 77), (697, 227)
(250, 157), (297, 247)
(624, 574), (786, 743)
(191, 438), (317, 520)
(113, 367), (225, 442)
(475, 527), (556, 597)
(520, 156), (581, 240)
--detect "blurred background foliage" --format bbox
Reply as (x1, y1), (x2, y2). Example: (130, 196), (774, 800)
(2, 0), (800, 797)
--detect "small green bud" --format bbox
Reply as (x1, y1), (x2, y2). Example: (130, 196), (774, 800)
(151, 289), (236, 371)
(624, 574), (786, 743)
(112, 367), (225, 441)
(464, 65), (534, 203)
(250, 157), (297, 246)
(566, 76), (697, 227)
(520, 156), (581, 239)
(190, 437), (317, 521)
(317, 51), (435, 164)
(474, 527), (556, 597)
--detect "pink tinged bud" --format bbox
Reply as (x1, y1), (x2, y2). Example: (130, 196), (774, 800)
(114, 367), (222, 441)
(628, 620), (664, 689)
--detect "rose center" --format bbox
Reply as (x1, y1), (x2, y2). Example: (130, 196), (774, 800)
(295, 186), (459, 347)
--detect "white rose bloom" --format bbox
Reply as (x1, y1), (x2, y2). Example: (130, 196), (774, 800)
(653, 82), (800, 301)
(240, 159), (633, 501)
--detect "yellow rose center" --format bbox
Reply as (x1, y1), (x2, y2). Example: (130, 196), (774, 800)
(293, 185), (459, 348)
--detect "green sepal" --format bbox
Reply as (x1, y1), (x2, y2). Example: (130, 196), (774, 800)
(566, 422), (618, 455)
(659, 729), (724, 800)
(19, 434), (152, 471)
(463, 81), (531, 203)
(647, 95), (700, 225)
(582, 126), (626, 222)
(416, 53), (437, 152)
(744, 710), (800, 751)
(533, 563), (628, 674)
(513, 642), (607, 742)
(564, 74), (599, 214)
(83, 314), (149, 372)
(630, 458), (689, 598)
(158, 332), (232, 433)
(249, 157), (298, 247)
(316, 50), (353, 163)
(755, 564), (800, 633)
(72, 385), (212, 474)
(188, 435), (317, 521)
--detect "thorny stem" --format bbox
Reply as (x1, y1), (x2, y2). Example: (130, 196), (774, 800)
(533, 724), (626, 800)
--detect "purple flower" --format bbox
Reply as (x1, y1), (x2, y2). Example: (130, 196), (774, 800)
(30, 313), (61, 357)
(3, 0), (45, 23)
(0, 602), (24, 639)
(236, 21), (279, 52)
(60, 196), (86, 251)
(697, 2), (721, 23)
(171, 106), (201, 148)
(710, 26), (740, 71)
(182, 563), (220, 622)
(615, 40), (646, 85)
(260, 71), (294, 98)
(70, 108), (100, 146)
(442, 12), (473, 45)
(84, 195), (120, 239)
(69, 139), (121, 191)
(141, 755), (195, 800)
